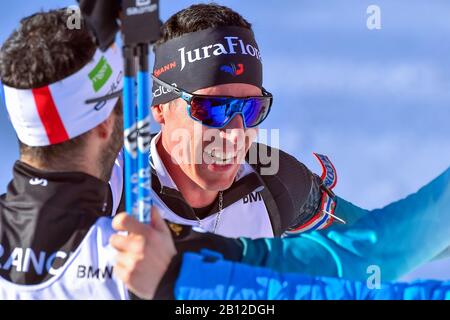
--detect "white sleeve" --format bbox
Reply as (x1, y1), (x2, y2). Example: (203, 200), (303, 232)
(108, 151), (124, 216)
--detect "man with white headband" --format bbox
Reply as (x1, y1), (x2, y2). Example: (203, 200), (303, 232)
(0, 9), (174, 299)
(0, 3), (334, 300)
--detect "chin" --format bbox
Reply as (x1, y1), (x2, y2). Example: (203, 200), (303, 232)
(196, 176), (234, 192)
(194, 166), (238, 191)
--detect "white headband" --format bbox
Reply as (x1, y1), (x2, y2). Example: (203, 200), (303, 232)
(3, 46), (123, 146)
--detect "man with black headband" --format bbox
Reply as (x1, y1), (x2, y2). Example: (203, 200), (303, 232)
(0, 9), (174, 299)
(109, 3), (344, 297)
(115, 4), (335, 240)
(112, 4), (450, 300)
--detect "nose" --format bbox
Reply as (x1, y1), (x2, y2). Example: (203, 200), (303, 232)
(219, 114), (245, 144)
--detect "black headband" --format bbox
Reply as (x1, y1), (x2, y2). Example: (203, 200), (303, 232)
(151, 26), (263, 106)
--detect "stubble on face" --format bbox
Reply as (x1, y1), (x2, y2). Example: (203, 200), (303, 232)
(99, 109), (124, 182)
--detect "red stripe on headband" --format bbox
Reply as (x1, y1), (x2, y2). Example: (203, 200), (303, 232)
(32, 86), (69, 145)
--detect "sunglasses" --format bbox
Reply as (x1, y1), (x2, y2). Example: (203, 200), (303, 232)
(152, 75), (273, 129)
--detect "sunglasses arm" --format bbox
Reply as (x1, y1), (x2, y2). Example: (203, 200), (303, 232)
(151, 74), (194, 102)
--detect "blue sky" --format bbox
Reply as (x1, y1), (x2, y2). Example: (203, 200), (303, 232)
(0, 1), (449, 279)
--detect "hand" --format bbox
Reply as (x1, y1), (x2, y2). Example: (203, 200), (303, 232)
(110, 207), (177, 300)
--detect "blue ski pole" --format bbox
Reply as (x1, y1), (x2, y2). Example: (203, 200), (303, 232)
(76, 0), (160, 222)
(122, 46), (139, 219)
(121, 0), (161, 222)
(137, 44), (152, 223)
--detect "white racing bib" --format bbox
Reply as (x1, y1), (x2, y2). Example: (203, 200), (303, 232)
(0, 218), (128, 300)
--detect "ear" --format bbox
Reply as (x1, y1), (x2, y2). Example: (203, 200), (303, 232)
(151, 104), (165, 125)
(93, 112), (115, 140)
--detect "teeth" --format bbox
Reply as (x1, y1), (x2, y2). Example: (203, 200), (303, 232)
(207, 150), (234, 160)
(212, 157), (234, 165)
(206, 150), (235, 165)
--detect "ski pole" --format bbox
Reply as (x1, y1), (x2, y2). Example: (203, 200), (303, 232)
(121, 0), (160, 223)
(136, 44), (152, 223)
(76, 0), (160, 222)
(122, 45), (139, 219)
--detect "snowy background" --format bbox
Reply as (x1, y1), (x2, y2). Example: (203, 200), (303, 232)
(0, 1), (449, 280)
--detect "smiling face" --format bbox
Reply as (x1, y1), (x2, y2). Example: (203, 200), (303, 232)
(152, 83), (260, 192)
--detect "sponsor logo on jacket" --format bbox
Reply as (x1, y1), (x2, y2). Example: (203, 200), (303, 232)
(243, 192), (262, 204)
(0, 245), (69, 276)
(77, 265), (114, 280)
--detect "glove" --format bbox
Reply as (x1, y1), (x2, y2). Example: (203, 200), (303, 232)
(152, 223), (244, 300)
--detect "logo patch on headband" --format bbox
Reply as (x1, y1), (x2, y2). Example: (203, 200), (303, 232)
(88, 56), (113, 92)
(3, 47), (123, 147)
(154, 61), (177, 77)
(220, 63), (244, 76)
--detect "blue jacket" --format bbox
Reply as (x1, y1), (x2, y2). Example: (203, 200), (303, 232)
(175, 250), (450, 300)
(239, 167), (450, 281)
(175, 167), (450, 299)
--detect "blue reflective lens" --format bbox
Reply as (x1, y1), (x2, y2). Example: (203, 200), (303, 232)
(189, 95), (272, 128)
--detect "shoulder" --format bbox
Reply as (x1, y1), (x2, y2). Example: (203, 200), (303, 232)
(247, 143), (322, 232)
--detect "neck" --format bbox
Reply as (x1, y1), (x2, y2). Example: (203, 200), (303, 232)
(20, 156), (102, 181)
(157, 137), (218, 209)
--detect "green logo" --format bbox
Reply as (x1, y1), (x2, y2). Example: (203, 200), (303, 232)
(88, 56), (113, 92)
